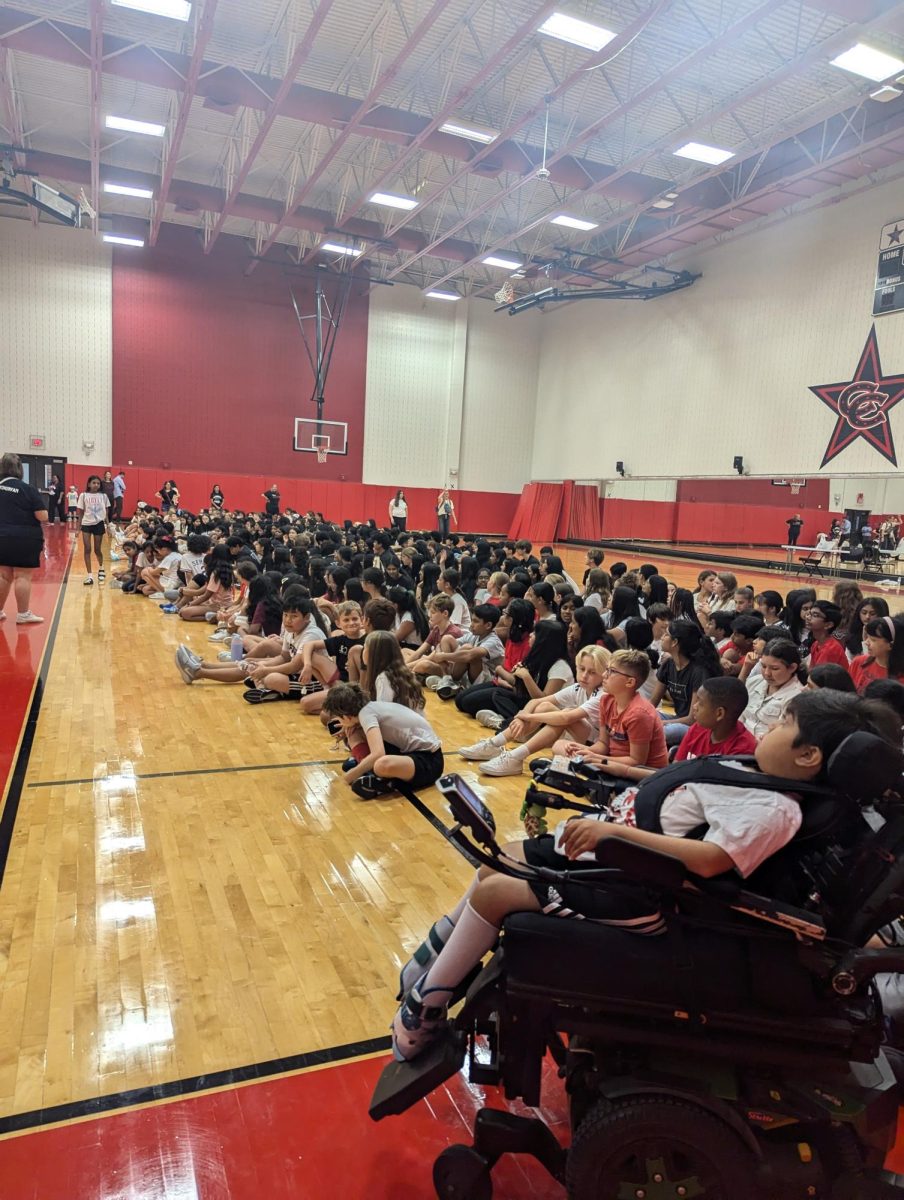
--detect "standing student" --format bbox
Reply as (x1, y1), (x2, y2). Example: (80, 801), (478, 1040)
(786, 513), (803, 546)
(111, 470), (126, 522)
(101, 470), (116, 517)
(389, 490), (408, 531)
(77, 475), (110, 585)
(0, 452), (48, 625)
(262, 484), (281, 516)
(156, 479), (180, 514)
(47, 474), (65, 524)
(210, 484), (225, 511)
(436, 488), (456, 539)
(66, 482), (79, 525)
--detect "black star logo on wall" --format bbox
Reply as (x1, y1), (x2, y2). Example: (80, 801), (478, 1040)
(810, 326), (904, 468)
(887, 225), (904, 245)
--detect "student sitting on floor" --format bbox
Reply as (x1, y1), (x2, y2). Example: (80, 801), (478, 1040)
(720, 613), (765, 677)
(454, 620), (573, 729)
(296, 600), (365, 714)
(390, 690), (902, 1061)
(805, 601), (850, 672)
(423, 605), (505, 700)
(459, 646), (610, 790)
(360, 630), (425, 708)
(347, 596), (402, 682)
(649, 620), (723, 747)
(322, 683), (444, 801)
(438, 568), (471, 631)
(739, 637), (805, 739)
(406, 595), (462, 673)
(177, 558), (235, 622)
(850, 615), (904, 694)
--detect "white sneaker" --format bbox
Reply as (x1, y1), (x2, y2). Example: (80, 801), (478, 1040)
(479, 750), (524, 777)
(476, 709), (505, 731)
(208, 629), (230, 642)
(217, 651), (234, 662)
(425, 675), (450, 691)
(459, 737), (504, 761)
(15, 611), (44, 625)
(148, 591), (164, 600)
(110, 551), (123, 561)
(84, 575), (94, 586)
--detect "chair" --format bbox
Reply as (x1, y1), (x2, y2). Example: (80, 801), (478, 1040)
(796, 548), (826, 578)
(371, 741), (904, 1200)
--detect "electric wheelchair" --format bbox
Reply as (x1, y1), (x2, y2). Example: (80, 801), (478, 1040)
(371, 733), (904, 1199)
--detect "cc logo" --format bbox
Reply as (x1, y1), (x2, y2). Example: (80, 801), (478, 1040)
(837, 381), (889, 430)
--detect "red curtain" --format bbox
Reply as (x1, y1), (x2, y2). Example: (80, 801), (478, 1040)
(508, 483), (564, 542)
(565, 484), (602, 541)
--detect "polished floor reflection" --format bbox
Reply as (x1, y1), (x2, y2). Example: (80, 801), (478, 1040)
(0, 531), (854, 1198)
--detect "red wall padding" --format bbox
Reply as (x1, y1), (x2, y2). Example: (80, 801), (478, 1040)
(676, 478), (831, 508)
(596, 499), (835, 546)
(111, 226), (369, 482)
(65, 464), (518, 533)
(600, 499), (678, 541)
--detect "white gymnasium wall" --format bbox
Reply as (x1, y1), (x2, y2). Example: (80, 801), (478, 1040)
(532, 174), (904, 482)
(363, 284), (539, 493)
(0, 219), (112, 464)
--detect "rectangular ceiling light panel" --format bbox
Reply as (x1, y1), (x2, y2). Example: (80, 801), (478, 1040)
(106, 115), (166, 136)
(321, 242), (363, 256)
(831, 43), (904, 82)
(425, 290), (460, 300)
(104, 234), (145, 247)
(550, 213), (598, 231)
(482, 255), (522, 269)
(369, 191), (418, 210)
(111, 0), (192, 18)
(104, 182), (154, 198)
(673, 141), (734, 165)
(439, 120), (497, 144)
(538, 12), (616, 52)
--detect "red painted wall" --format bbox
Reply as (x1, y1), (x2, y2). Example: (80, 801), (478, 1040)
(676, 478), (830, 508)
(111, 226), (368, 482)
(65, 464), (518, 534)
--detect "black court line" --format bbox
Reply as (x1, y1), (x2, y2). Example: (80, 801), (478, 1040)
(0, 542), (74, 889)
(0, 1035), (392, 1136)
(28, 756), (345, 789)
(399, 784), (481, 870)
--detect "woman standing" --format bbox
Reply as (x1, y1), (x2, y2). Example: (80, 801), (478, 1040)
(210, 484), (225, 512)
(101, 470), (115, 516)
(48, 473), (65, 524)
(78, 475), (110, 585)
(389, 490), (408, 532)
(0, 452), (48, 625)
(436, 488), (456, 539)
(156, 479), (180, 514)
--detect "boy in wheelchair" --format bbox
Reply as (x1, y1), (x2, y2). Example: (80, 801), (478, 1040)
(392, 690), (901, 1062)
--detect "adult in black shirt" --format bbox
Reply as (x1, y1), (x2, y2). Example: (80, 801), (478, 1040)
(786, 514), (803, 546)
(0, 452), (48, 625)
(48, 474), (66, 523)
(262, 485), (280, 516)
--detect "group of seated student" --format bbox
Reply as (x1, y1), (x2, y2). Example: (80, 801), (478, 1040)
(119, 506), (904, 1065)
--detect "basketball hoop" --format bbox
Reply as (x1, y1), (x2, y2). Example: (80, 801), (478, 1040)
(316, 446), (328, 465)
(790, 481), (803, 495)
(494, 280), (515, 305)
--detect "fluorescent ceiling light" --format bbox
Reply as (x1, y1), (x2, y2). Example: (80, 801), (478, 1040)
(111, 0), (191, 19)
(673, 141), (734, 165)
(104, 182), (154, 198)
(106, 114), (166, 137)
(103, 234), (145, 247)
(439, 120), (497, 144)
(483, 255), (522, 269)
(550, 213), (598, 231)
(651, 199), (675, 209)
(321, 242), (363, 257)
(369, 191), (418, 211)
(871, 84), (904, 102)
(831, 42), (904, 82)
(538, 12), (616, 52)
(425, 290), (460, 300)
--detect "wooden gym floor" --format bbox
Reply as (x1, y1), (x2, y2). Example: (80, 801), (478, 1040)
(0, 529), (885, 1199)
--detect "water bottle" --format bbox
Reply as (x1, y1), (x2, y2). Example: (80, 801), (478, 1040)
(230, 632), (244, 662)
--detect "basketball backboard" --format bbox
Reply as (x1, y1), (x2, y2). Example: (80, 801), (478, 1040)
(293, 418), (349, 456)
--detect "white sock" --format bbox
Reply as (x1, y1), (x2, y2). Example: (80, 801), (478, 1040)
(507, 743), (531, 761)
(419, 902), (498, 1006)
(488, 731), (507, 747)
(447, 872), (479, 925)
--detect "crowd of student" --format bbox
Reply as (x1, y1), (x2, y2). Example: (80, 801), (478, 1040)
(96, 501), (904, 1061)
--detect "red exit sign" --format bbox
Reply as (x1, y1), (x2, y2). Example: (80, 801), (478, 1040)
(29, 435), (45, 449)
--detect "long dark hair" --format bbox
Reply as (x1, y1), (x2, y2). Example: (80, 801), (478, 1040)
(458, 555), (479, 603)
(645, 575), (669, 605)
(609, 585), (641, 627)
(670, 587), (701, 628)
(846, 596), (890, 656)
(864, 615), (904, 678)
(419, 561), (441, 602)
(519, 620), (569, 693)
(388, 586), (429, 641)
(786, 588), (816, 645)
(667, 619), (722, 677)
(246, 574), (282, 631)
(505, 598), (535, 645)
(571, 606), (606, 653)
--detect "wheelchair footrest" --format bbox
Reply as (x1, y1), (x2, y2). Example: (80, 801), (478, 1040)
(368, 1030), (466, 1122)
(472, 1108), (567, 1182)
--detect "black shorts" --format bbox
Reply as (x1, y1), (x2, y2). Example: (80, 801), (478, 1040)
(383, 742), (444, 791)
(81, 523), (104, 538)
(522, 834), (664, 934)
(0, 535), (43, 569)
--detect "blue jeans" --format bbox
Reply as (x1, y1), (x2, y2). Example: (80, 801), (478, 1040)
(659, 716), (689, 748)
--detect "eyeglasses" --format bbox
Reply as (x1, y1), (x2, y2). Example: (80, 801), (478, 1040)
(603, 666), (634, 680)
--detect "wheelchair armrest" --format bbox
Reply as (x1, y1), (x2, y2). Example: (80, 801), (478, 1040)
(832, 947), (904, 994)
(594, 838), (689, 892)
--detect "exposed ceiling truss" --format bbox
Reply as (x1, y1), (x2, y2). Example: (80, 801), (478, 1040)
(0, 0), (902, 295)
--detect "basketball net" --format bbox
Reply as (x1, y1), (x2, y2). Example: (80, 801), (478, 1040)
(790, 482), (802, 495)
(316, 446), (328, 465)
(495, 280), (515, 304)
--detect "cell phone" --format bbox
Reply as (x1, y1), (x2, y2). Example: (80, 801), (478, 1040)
(550, 755), (578, 775)
(436, 773), (497, 843)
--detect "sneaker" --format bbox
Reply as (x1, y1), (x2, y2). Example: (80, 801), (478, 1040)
(110, 580), (123, 590)
(397, 917), (454, 1000)
(148, 591), (164, 600)
(160, 604), (178, 613)
(476, 709), (506, 731)
(15, 611), (44, 625)
(391, 975), (449, 1062)
(208, 629), (230, 642)
(479, 749), (524, 777)
(437, 682), (460, 700)
(217, 651), (234, 662)
(204, 611), (216, 622)
(109, 551), (122, 561)
(459, 736), (503, 761)
(425, 675), (449, 691)
(83, 576), (94, 586)
(97, 569), (106, 582)
(242, 688), (281, 704)
(175, 653), (199, 684)
(351, 773), (396, 800)
(341, 757), (357, 773)
(177, 644), (202, 669)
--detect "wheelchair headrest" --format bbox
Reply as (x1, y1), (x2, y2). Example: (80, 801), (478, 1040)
(825, 731), (903, 802)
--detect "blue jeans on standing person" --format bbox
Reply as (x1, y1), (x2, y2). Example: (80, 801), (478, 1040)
(438, 514), (449, 539)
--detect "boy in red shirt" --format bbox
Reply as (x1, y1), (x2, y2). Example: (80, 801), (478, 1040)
(806, 601), (850, 672)
(553, 648), (669, 778)
(676, 676), (758, 760)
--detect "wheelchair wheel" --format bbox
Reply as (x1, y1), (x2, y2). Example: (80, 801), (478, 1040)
(433, 1144), (493, 1200)
(566, 1096), (759, 1200)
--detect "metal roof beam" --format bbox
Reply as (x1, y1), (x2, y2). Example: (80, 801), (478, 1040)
(0, 44), (35, 223)
(88, 0), (102, 235)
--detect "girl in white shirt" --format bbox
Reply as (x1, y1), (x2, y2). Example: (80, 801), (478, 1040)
(77, 475), (110, 584)
(389, 489), (408, 531)
(361, 631), (424, 709)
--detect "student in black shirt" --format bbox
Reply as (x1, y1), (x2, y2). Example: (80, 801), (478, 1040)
(0, 452), (48, 625)
(648, 619), (723, 748)
(297, 601), (365, 714)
